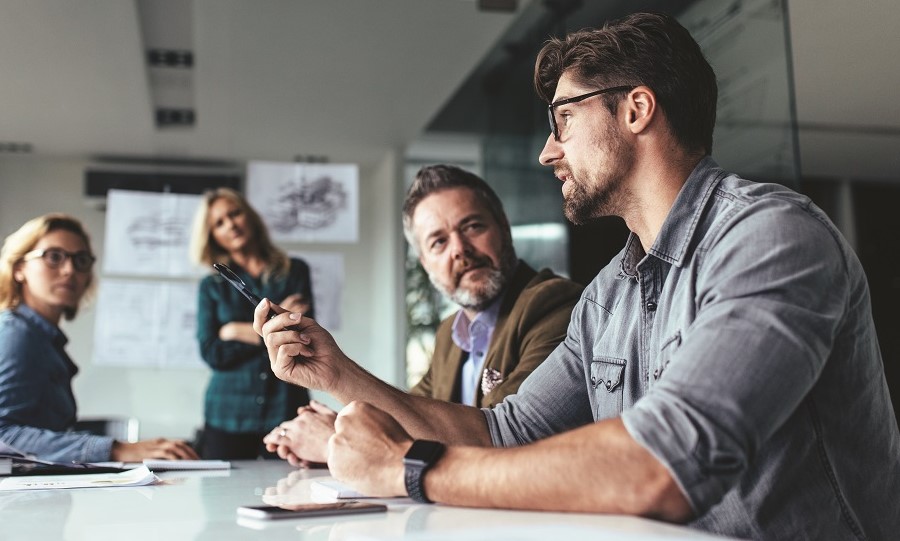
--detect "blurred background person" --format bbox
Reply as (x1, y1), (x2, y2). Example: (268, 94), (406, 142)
(0, 213), (198, 463)
(190, 188), (314, 459)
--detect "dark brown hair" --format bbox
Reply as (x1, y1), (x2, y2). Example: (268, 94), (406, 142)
(534, 12), (718, 155)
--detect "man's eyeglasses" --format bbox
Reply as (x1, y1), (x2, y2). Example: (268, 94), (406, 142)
(547, 85), (635, 141)
(23, 248), (96, 273)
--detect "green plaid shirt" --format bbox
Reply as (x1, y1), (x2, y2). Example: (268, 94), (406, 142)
(196, 258), (313, 433)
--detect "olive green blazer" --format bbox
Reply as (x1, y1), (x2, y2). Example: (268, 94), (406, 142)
(410, 262), (582, 408)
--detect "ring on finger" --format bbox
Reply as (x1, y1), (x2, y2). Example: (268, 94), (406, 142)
(279, 428), (288, 438)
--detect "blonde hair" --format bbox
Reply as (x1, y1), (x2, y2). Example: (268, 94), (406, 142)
(0, 213), (96, 320)
(189, 188), (289, 279)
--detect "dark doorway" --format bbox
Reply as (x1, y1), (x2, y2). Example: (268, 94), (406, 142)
(567, 217), (631, 286)
(852, 181), (900, 427)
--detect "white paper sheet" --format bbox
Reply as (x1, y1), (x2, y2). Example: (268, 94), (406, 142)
(292, 251), (343, 331)
(92, 278), (204, 368)
(246, 161), (359, 243)
(103, 190), (205, 277)
(0, 466), (158, 491)
(310, 479), (368, 501)
(142, 459), (230, 471)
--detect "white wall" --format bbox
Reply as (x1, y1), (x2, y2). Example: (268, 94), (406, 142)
(0, 153), (405, 439)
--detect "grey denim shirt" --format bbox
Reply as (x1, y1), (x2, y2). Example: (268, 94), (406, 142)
(485, 157), (900, 540)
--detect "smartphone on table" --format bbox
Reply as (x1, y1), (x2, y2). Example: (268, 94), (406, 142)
(237, 501), (388, 520)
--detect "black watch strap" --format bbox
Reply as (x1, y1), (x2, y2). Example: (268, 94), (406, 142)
(403, 440), (445, 504)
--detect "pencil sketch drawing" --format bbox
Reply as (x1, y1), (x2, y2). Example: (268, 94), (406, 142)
(126, 215), (188, 248)
(269, 175), (348, 233)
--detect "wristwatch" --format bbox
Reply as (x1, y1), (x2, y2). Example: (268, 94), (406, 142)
(403, 439), (445, 504)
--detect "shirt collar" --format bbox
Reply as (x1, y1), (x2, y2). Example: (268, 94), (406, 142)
(620, 156), (726, 276)
(13, 303), (68, 347)
(450, 293), (504, 353)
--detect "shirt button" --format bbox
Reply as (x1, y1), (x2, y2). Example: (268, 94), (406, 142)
(259, 372), (268, 380)
(256, 396), (265, 405)
(476, 351), (484, 356)
(646, 301), (657, 312)
(653, 369), (659, 380)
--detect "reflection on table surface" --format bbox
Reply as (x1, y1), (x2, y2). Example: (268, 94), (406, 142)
(0, 460), (734, 541)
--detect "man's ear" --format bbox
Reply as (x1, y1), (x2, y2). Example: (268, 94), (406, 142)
(624, 86), (657, 135)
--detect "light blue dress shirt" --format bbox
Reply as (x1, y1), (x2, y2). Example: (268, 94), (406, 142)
(451, 296), (503, 406)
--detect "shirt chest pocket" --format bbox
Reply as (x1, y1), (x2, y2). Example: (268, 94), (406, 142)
(653, 330), (682, 382)
(590, 357), (626, 420)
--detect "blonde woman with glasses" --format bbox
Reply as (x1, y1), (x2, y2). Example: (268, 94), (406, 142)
(0, 213), (198, 463)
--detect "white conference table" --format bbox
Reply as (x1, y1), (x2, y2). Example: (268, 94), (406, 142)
(0, 460), (734, 541)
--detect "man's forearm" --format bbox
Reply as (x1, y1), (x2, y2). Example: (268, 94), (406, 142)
(255, 303), (492, 447)
(421, 418), (693, 520)
(332, 362), (492, 447)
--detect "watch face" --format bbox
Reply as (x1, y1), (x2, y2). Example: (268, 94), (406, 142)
(404, 440), (445, 466)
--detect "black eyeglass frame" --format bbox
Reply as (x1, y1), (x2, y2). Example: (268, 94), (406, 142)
(547, 85), (636, 141)
(23, 248), (96, 273)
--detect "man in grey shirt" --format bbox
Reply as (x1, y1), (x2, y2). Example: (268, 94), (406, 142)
(255, 12), (900, 539)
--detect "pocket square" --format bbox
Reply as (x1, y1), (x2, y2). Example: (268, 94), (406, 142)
(481, 368), (503, 396)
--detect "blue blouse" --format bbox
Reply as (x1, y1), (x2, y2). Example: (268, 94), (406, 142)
(196, 257), (313, 433)
(0, 304), (113, 462)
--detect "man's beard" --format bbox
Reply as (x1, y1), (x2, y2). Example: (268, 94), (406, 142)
(429, 242), (516, 312)
(561, 125), (634, 224)
(563, 177), (626, 224)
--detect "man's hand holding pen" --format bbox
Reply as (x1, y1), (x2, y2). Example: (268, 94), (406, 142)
(253, 298), (349, 393)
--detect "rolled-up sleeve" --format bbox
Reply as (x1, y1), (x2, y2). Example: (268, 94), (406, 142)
(621, 200), (848, 513)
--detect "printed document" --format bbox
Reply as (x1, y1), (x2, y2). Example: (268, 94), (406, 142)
(0, 465), (158, 491)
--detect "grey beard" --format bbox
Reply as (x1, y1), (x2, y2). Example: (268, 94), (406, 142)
(429, 242), (518, 312)
(430, 251), (516, 312)
(441, 266), (507, 312)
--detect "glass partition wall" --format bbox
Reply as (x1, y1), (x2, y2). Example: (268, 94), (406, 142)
(404, 0), (799, 387)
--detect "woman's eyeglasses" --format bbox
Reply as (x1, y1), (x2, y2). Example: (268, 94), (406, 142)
(23, 248), (96, 273)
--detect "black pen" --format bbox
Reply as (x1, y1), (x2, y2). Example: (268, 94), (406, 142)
(212, 263), (287, 320)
